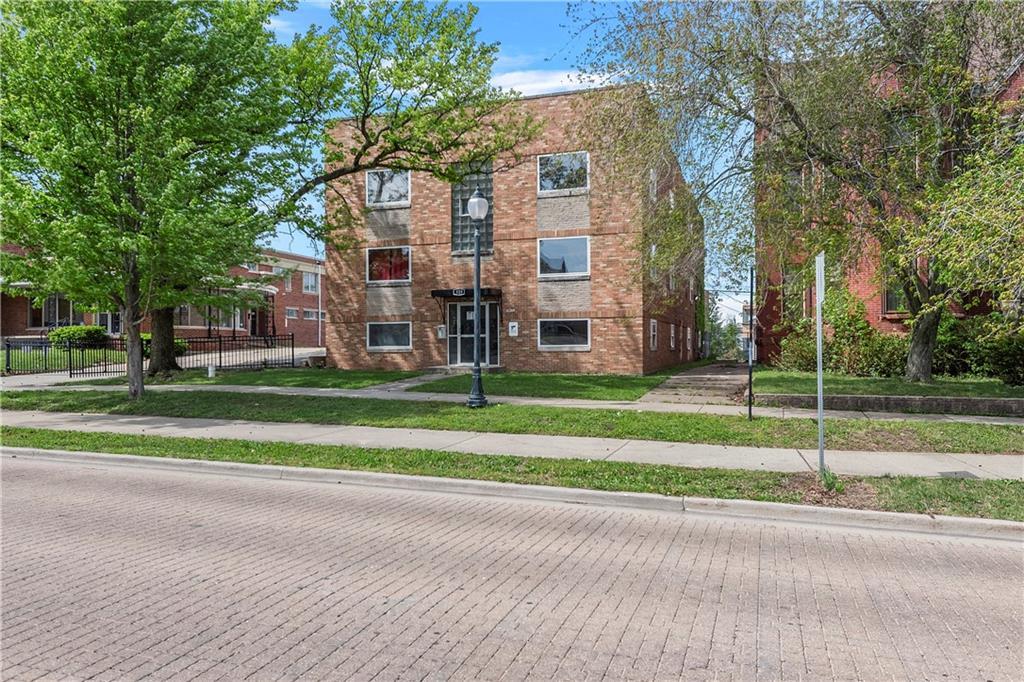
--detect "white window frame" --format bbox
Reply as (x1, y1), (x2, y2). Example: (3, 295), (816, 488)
(302, 309), (318, 320)
(366, 321), (413, 352)
(687, 326), (693, 346)
(670, 323), (676, 350)
(537, 151), (590, 195)
(537, 236), (590, 280)
(284, 307), (299, 320)
(302, 271), (319, 294)
(649, 319), (658, 351)
(537, 318), (591, 352)
(365, 169), (411, 209)
(365, 246), (412, 284)
(243, 262), (259, 273)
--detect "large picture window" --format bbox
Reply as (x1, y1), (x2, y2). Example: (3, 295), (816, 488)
(451, 161), (493, 254)
(366, 247), (411, 283)
(365, 169), (411, 207)
(538, 319), (590, 350)
(538, 236), (589, 279)
(538, 151), (589, 193)
(367, 322), (412, 351)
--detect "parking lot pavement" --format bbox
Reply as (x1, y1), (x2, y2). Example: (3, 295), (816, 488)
(3, 457), (1022, 681)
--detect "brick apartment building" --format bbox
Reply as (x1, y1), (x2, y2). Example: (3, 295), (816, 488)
(0, 248), (326, 347)
(754, 56), (1023, 363)
(323, 89), (704, 375)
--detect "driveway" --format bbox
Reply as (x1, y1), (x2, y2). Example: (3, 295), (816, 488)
(3, 457), (1020, 681)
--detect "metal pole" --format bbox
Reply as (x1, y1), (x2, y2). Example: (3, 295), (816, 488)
(4, 341), (10, 374)
(815, 251), (826, 474)
(317, 261), (323, 347)
(467, 222), (487, 408)
(747, 264), (754, 421)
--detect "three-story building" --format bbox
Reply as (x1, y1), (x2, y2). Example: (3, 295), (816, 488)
(324, 90), (704, 374)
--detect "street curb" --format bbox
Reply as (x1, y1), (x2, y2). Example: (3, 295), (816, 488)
(3, 446), (1021, 542)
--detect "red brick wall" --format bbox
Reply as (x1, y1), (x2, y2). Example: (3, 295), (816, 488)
(324, 91), (701, 375)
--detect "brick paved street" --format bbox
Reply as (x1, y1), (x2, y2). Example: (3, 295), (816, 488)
(2, 457), (1022, 681)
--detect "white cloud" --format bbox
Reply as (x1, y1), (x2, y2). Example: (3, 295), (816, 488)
(491, 70), (592, 96)
(494, 52), (542, 71)
(266, 17), (296, 37)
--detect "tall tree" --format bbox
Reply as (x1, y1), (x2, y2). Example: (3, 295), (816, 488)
(1, 0), (535, 396)
(573, 1), (1024, 381)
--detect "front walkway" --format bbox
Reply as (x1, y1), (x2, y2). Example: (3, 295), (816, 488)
(640, 362), (748, 405)
(4, 410), (1021, 479)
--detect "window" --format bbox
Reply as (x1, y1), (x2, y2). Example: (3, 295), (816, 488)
(649, 319), (658, 351)
(538, 151), (589, 193)
(687, 326), (693, 347)
(28, 294), (82, 328)
(451, 161), (493, 253)
(284, 273), (292, 292)
(537, 319), (590, 350)
(538, 237), (589, 279)
(319, 310), (327, 321)
(285, 307), (299, 319)
(303, 271), (319, 294)
(884, 278), (908, 314)
(366, 247), (411, 283)
(365, 169), (410, 207)
(303, 309), (318, 320)
(670, 323), (676, 350)
(367, 322), (412, 351)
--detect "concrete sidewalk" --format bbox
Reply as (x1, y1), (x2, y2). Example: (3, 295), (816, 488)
(14, 380), (1024, 426)
(4, 410), (1021, 479)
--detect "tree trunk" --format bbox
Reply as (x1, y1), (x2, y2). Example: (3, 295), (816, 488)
(123, 309), (145, 399)
(147, 306), (182, 375)
(905, 307), (942, 382)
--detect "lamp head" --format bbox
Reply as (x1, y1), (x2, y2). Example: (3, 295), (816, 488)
(466, 185), (489, 221)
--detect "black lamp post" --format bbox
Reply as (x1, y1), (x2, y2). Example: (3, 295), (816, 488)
(465, 186), (489, 408)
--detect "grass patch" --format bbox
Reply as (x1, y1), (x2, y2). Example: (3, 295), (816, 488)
(4, 347), (126, 374)
(755, 369), (1024, 399)
(70, 367), (421, 389)
(4, 388), (1023, 454)
(3, 426), (1021, 521)
(408, 359), (717, 400)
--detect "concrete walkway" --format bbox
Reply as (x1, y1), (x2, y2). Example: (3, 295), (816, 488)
(639, 362), (748, 405)
(4, 410), (1021, 479)
(12, 380), (1024, 426)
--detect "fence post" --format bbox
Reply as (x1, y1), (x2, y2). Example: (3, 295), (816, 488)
(4, 341), (10, 374)
(290, 333), (295, 367)
(217, 335), (223, 369)
(68, 342), (73, 378)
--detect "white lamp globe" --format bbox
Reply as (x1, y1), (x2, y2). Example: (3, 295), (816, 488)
(466, 186), (489, 221)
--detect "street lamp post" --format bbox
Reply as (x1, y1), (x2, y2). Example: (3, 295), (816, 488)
(466, 186), (489, 408)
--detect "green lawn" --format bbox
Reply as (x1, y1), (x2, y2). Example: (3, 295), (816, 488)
(408, 359), (717, 401)
(3, 426), (1021, 521)
(755, 369), (1024, 399)
(71, 367), (421, 390)
(4, 388), (1022, 454)
(4, 347), (126, 374)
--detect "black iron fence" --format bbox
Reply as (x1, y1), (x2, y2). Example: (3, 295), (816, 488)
(3, 334), (295, 377)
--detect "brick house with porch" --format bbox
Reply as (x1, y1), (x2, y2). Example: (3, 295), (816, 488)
(323, 89), (704, 374)
(1, 248), (326, 347)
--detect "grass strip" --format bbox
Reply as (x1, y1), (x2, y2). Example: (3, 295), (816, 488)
(69, 367), (421, 389)
(755, 369), (1024, 399)
(407, 359), (718, 401)
(3, 426), (1021, 521)
(4, 389), (1023, 454)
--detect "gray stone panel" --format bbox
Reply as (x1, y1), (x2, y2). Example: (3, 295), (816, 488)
(538, 279), (591, 312)
(537, 194), (589, 231)
(366, 208), (410, 241)
(366, 285), (413, 316)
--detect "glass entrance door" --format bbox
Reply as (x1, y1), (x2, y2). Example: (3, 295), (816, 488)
(448, 302), (499, 366)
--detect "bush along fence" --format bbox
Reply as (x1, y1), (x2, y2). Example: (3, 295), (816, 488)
(4, 333), (295, 377)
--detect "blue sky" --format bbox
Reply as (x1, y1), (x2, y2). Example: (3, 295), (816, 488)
(267, 1), (590, 257)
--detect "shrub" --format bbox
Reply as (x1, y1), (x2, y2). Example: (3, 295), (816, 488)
(987, 333), (1024, 386)
(778, 320), (818, 372)
(862, 333), (909, 378)
(48, 325), (108, 346)
(139, 333), (189, 359)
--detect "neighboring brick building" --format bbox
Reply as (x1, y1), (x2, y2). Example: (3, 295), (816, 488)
(323, 89), (704, 375)
(754, 56), (1022, 363)
(1, 248), (326, 347)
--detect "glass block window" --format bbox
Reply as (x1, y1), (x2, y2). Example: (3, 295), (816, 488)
(451, 161), (493, 254)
